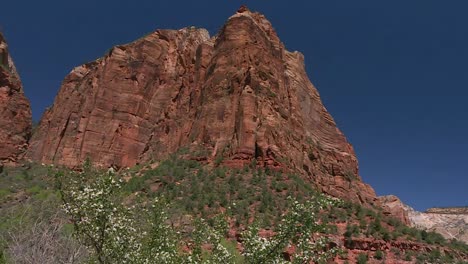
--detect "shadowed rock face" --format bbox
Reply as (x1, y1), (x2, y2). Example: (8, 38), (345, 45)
(0, 33), (32, 165)
(27, 7), (377, 205)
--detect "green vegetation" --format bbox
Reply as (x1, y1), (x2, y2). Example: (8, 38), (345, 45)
(374, 249), (384, 260)
(404, 250), (413, 261)
(412, 249), (457, 264)
(54, 162), (341, 263)
(357, 253), (368, 264)
(0, 156), (467, 263)
(121, 155), (322, 228)
(0, 163), (86, 263)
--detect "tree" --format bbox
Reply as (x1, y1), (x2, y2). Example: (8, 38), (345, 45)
(56, 166), (143, 263)
(242, 197), (341, 263)
(55, 165), (341, 263)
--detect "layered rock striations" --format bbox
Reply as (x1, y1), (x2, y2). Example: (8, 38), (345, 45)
(28, 7), (377, 205)
(378, 195), (410, 225)
(410, 206), (468, 243)
(426, 207), (468, 215)
(0, 32), (32, 165)
(27, 27), (211, 169)
(379, 196), (468, 243)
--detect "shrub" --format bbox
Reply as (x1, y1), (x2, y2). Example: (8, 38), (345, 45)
(1, 197), (87, 264)
(242, 197), (341, 263)
(0, 189), (10, 202)
(428, 249), (442, 262)
(416, 253), (427, 264)
(375, 249), (384, 260)
(56, 168), (143, 263)
(357, 253), (368, 264)
(405, 250), (413, 261)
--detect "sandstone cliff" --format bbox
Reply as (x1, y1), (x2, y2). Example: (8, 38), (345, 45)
(379, 196), (468, 243)
(0, 32), (32, 165)
(27, 7), (377, 206)
(410, 207), (468, 244)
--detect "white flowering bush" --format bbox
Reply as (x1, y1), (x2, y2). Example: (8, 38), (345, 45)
(242, 196), (341, 264)
(55, 165), (234, 264)
(56, 165), (143, 263)
(185, 217), (234, 264)
(55, 162), (341, 264)
(142, 197), (180, 263)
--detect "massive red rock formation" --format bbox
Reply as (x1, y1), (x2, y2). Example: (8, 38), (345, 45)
(0, 32), (32, 165)
(28, 7), (377, 205)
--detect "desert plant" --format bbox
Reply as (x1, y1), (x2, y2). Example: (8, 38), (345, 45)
(374, 249), (384, 260)
(404, 250), (413, 261)
(357, 253), (368, 264)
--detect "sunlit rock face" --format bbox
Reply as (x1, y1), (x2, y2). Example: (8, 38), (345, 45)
(379, 195), (468, 243)
(410, 207), (468, 243)
(28, 7), (378, 206)
(378, 195), (410, 225)
(0, 32), (32, 165)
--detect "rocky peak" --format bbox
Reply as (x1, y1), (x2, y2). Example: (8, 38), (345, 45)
(237, 5), (249, 13)
(224, 6), (283, 52)
(0, 32), (32, 165)
(27, 7), (378, 207)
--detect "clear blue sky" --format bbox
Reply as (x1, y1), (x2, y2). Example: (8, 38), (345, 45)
(2, 1), (467, 211)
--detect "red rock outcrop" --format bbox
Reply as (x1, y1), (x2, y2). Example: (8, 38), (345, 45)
(0, 32), (32, 165)
(28, 7), (377, 206)
(378, 195), (411, 225)
(338, 237), (468, 263)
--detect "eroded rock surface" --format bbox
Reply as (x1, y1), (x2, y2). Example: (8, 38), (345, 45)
(378, 195), (410, 225)
(379, 196), (468, 243)
(28, 7), (377, 206)
(0, 32), (32, 165)
(410, 206), (468, 244)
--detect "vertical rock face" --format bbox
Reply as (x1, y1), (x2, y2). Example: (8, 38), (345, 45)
(28, 7), (377, 205)
(0, 33), (32, 164)
(27, 28), (211, 168)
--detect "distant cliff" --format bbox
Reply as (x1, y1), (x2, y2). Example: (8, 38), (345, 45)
(380, 196), (468, 243)
(426, 207), (468, 215)
(410, 207), (468, 243)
